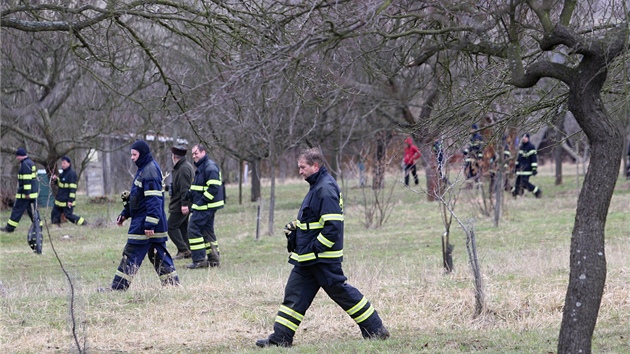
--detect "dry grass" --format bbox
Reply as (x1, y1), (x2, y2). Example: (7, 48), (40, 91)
(1, 167), (629, 353)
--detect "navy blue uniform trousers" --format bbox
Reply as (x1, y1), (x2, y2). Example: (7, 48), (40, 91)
(270, 262), (383, 344)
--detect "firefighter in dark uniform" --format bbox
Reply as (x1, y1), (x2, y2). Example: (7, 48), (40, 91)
(51, 156), (87, 226)
(100, 140), (179, 291)
(512, 133), (542, 198)
(184, 143), (224, 269)
(1, 148), (38, 233)
(256, 148), (389, 348)
(463, 124), (484, 179)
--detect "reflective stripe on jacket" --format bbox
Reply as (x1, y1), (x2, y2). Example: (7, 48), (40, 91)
(16, 158), (38, 199)
(121, 159), (168, 242)
(289, 166), (344, 266)
(515, 141), (538, 175)
(54, 167), (78, 205)
(190, 155), (224, 211)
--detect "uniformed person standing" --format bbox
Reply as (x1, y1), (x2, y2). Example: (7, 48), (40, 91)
(512, 133), (542, 198)
(256, 148), (389, 348)
(100, 140), (179, 291)
(168, 145), (194, 260)
(184, 144), (224, 269)
(51, 156), (87, 226)
(1, 148), (38, 233)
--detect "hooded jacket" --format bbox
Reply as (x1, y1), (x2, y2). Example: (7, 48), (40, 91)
(289, 166), (344, 267)
(403, 137), (421, 165)
(120, 146), (167, 242)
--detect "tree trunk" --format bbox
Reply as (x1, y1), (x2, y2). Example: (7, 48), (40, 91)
(554, 116), (564, 185)
(268, 161), (276, 236)
(250, 158), (261, 203)
(372, 132), (387, 190)
(557, 61), (622, 353)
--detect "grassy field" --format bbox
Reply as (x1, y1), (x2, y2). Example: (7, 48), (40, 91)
(1, 164), (629, 353)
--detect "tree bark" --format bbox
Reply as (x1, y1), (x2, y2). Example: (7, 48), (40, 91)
(250, 159), (261, 203)
(557, 58), (622, 354)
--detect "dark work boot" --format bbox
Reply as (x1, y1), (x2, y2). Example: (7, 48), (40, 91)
(0, 226), (14, 233)
(534, 189), (542, 198)
(255, 337), (291, 348)
(208, 244), (220, 267)
(363, 325), (390, 340)
(186, 259), (209, 269)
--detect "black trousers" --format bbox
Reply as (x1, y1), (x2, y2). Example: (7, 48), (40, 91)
(168, 212), (190, 252)
(404, 163), (418, 186)
(513, 174), (538, 195)
(111, 240), (179, 290)
(269, 263), (383, 345)
(188, 209), (218, 262)
(51, 204), (85, 225)
(5, 198), (35, 231)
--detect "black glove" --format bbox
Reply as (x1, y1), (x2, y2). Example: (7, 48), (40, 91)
(532, 169), (537, 176)
(284, 220), (298, 253)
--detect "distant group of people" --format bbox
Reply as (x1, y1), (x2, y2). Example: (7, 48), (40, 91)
(104, 141), (226, 291)
(400, 127), (542, 199)
(1, 141), (226, 290)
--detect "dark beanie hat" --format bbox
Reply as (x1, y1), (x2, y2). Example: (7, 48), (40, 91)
(61, 156), (71, 164)
(15, 148), (27, 156)
(171, 145), (188, 157)
(131, 140), (151, 157)
(523, 133), (530, 138)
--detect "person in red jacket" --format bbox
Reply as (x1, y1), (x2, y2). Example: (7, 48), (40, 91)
(403, 137), (421, 186)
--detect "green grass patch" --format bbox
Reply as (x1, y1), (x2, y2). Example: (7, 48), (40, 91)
(1, 169), (629, 353)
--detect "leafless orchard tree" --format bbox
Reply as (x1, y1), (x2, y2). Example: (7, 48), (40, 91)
(3, 1), (628, 352)
(355, 2), (628, 352)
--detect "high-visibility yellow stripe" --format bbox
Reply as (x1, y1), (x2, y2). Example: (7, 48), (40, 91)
(320, 213), (343, 222)
(279, 305), (304, 321)
(55, 200), (67, 207)
(290, 252), (316, 262)
(190, 185), (206, 191)
(15, 193), (38, 199)
(145, 216), (159, 224)
(8, 220), (19, 227)
(275, 316), (298, 332)
(115, 270), (133, 281)
(207, 179), (222, 186)
(354, 305), (375, 324)
(318, 250), (343, 258)
(317, 234), (334, 248)
(347, 297), (367, 316)
(144, 190), (162, 197)
(191, 200), (224, 210)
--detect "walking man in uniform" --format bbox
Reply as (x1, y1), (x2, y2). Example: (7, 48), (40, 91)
(184, 144), (224, 269)
(1, 148), (38, 233)
(256, 147), (389, 348)
(100, 140), (179, 291)
(51, 156), (88, 226)
(512, 133), (542, 198)
(168, 145), (194, 260)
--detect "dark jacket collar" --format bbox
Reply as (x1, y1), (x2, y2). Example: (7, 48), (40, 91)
(194, 154), (208, 168)
(306, 165), (327, 186)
